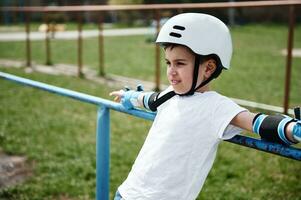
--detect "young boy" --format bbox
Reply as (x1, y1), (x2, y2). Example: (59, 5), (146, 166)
(110, 13), (301, 200)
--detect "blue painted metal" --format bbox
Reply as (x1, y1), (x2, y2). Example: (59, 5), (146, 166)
(0, 71), (156, 121)
(227, 135), (301, 160)
(96, 106), (110, 200)
(1, 71), (301, 200)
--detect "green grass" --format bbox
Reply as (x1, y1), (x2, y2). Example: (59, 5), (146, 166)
(0, 23), (301, 199)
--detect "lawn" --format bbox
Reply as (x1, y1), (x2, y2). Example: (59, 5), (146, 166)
(0, 23), (301, 199)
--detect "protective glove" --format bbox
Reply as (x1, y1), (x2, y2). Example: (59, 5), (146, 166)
(292, 121), (301, 142)
(292, 107), (301, 142)
(121, 84), (144, 110)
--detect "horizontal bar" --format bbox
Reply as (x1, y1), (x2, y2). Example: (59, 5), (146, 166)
(1, 0), (301, 12)
(227, 135), (301, 161)
(1, 71), (301, 161)
(0, 71), (155, 121)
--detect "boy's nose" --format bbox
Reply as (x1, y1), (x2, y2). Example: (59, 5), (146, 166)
(169, 66), (177, 75)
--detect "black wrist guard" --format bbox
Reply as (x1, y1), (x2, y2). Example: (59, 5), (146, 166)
(252, 113), (296, 146)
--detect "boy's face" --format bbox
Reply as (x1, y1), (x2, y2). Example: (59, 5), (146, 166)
(165, 45), (198, 94)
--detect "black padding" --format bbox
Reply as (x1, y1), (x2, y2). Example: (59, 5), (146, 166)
(148, 91), (176, 112)
(148, 93), (159, 111)
(259, 115), (285, 144)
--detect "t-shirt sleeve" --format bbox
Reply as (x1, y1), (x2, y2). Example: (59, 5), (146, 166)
(212, 96), (246, 140)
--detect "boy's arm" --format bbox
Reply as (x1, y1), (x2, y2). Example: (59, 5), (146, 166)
(109, 87), (153, 110)
(231, 111), (299, 145)
(109, 85), (174, 111)
(230, 111), (255, 132)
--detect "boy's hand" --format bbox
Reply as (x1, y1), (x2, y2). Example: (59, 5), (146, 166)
(109, 85), (144, 109)
(292, 121), (301, 142)
(109, 89), (125, 103)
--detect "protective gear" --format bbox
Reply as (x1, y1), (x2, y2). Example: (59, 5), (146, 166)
(292, 107), (301, 141)
(121, 84), (144, 110)
(156, 13), (232, 96)
(143, 91), (176, 112)
(252, 113), (297, 146)
(292, 121), (301, 142)
(156, 13), (232, 69)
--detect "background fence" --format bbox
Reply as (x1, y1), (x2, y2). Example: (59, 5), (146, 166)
(1, 0), (301, 114)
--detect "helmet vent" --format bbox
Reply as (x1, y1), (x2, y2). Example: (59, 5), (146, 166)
(169, 32), (182, 38)
(173, 25), (185, 31)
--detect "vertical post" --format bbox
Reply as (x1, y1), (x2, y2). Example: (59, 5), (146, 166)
(154, 10), (161, 91)
(45, 12), (52, 65)
(25, 12), (31, 68)
(96, 106), (110, 200)
(283, 5), (295, 114)
(228, 0), (235, 26)
(77, 12), (84, 77)
(98, 12), (105, 76)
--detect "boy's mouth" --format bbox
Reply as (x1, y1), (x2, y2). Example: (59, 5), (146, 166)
(170, 79), (181, 85)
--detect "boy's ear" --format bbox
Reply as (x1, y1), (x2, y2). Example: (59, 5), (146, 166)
(204, 59), (217, 77)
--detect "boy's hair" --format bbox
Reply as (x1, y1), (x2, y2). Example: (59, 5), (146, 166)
(162, 43), (224, 73)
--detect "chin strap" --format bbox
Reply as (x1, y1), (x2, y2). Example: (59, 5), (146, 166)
(179, 55), (223, 96)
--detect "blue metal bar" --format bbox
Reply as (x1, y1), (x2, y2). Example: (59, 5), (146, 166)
(227, 135), (301, 161)
(96, 106), (110, 200)
(0, 71), (156, 121)
(1, 71), (301, 160)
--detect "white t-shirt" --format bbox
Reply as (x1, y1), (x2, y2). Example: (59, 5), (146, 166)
(119, 91), (246, 200)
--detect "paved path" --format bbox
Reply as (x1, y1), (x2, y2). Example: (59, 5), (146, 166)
(0, 59), (294, 115)
(0, 58), (159, 91)
(0, 27), (155, 41)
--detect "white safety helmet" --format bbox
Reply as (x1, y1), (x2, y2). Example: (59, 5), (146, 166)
(156, 13), (232, 69)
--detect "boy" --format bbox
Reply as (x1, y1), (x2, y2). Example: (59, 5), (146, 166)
(110, 13), (301, 200)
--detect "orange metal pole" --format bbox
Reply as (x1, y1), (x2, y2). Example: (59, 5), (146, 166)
(25, 12), (31, 68)
(154, 10), (161, 91)
(283, 5), (295, 114)
(98, 12), (105, 76)
(3, 1), (301, 12)
(77, 13), (84, 77)
(45, 12), (52, 65)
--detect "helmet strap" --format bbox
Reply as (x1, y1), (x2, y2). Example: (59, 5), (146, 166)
(178, 56), (200, 96)
(178, 55), (222, 96)
(193, 65), (222, 92)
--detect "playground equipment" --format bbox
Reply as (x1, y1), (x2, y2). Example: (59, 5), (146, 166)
(0, 71), (301, 199)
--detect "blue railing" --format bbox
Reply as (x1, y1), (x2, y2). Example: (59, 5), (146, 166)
(1, 71), (301, 200)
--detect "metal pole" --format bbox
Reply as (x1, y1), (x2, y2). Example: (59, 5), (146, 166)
(96, 106), (110, 200)
(228, 0), (235, 26)
(154, 10), (161, 91)
(77, 12), (84, 77)
(98, 12), (105, 76)
(25, 12), (31, 68)
(228, 135), (301, 161)
(1, 71), (301, 161)
(283, 5), (295, 114)
(45, 12), (52, 65)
